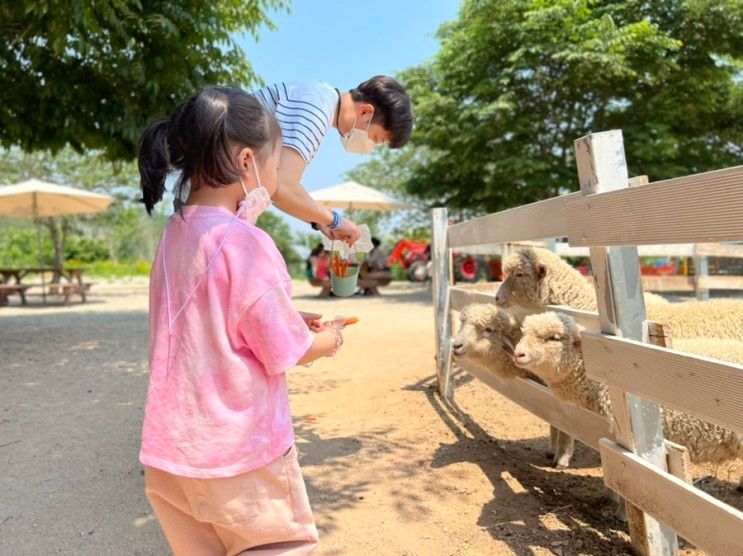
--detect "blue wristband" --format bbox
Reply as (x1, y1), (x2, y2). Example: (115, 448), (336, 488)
(329, 210), (342, 230)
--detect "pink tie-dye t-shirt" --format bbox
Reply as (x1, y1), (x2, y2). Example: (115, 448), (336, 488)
(139, 205), (312, 478)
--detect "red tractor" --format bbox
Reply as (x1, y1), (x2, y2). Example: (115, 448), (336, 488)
(387, 239), (431, 282)
(387, 239), (500, 283)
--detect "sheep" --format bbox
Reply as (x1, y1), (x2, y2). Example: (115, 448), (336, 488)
(496, 247), (743, 341)
(512, 311), (743, 490)
(452, 303), (575, 468)
(451, 303), (525, 380)
(644, 301), (743, 341)
(496, 247), (668, 318)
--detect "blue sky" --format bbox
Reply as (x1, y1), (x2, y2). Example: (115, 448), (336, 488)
(236, 0), (459, 234)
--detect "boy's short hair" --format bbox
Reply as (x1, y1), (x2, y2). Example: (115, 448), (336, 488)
(350, 76), (413, 148)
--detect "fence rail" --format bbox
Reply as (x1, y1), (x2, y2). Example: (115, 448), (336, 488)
(600, 439), (743, 555)
(432, 129), (743, 555)
(566, 166), (743, 246)
(582, 332), (743, 433)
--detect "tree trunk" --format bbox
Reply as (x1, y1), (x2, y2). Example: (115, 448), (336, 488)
(44, 218), (63, 284)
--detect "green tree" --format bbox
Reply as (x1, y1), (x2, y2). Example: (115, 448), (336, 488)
(1, 0), (288, 159)
(345, 147), (432, 240)
(256, 210), (302, 275)
(356, 0), (742, 215)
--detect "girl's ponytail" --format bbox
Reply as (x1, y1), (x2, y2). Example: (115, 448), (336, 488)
(137, 86), (280, 216)
(138, 119), (170, 215)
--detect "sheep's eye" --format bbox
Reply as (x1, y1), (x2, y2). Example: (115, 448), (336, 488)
(483, 327), (495, 337)
(515, 272), (524, 278)
(549, 335), (561, 341)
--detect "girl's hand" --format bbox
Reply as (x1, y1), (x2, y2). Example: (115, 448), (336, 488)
(299, 311), (323, 332)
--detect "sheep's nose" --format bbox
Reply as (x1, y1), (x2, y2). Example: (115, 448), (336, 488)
(451, 339), (467, 356)
(495, 292), (506, 306)
(514, 350), (526, 359)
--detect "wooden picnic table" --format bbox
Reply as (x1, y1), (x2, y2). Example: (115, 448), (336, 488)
(0, 267), (90, 305)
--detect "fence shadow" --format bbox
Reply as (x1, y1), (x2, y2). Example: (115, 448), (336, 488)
(406, 372), (633, 554)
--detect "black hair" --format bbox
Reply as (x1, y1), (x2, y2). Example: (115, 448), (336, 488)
(371, 237), (381, 248)
(310, 243), (324, 257)
(350, 76), (413, 149)
(138, 86), (281, 215)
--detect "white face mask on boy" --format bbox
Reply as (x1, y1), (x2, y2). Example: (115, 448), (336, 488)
(340, 110), (377, 154)
(237, 158), (272, 225)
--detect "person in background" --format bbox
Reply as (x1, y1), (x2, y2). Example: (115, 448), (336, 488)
(305, 243), (323, 280)
(361, 237), (391, 295)
(314, 248), (330, 282)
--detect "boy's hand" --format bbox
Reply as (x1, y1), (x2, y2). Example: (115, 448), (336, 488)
(299, 311), (323, 332)
(318, 217), (361, 245)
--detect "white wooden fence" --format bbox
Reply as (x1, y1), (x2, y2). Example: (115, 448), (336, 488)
(431, 130), (743, 555)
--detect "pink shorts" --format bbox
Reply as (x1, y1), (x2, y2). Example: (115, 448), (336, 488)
(144, 445), (319, 555)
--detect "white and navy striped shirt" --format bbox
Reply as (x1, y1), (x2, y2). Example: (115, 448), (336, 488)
(173, 81), (338, 207)
(253, 81), (339, 164)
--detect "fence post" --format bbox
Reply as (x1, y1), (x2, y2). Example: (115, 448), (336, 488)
(574, 130), (678, 556)
(693, 244), (710, 301)
(432, 208), (454, 399)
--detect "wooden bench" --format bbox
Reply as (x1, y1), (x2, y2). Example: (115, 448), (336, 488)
(0, 284), (31, 306)
(60, 282), (94, 304)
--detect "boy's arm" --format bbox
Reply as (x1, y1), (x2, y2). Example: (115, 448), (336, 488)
(272, 148), (361, 243)
(272, 148), (332, 225)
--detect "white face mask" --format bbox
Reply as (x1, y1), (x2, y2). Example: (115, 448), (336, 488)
(340, 111), (377, 154)
(237, 158), (272, 225)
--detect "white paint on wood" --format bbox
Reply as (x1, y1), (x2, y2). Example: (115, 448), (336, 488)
(600, 439), (743, 555)
(449, 285), (499, 312)
(447, 192), (581, 248)
(693, 243), (710, 302)
(556, 243), (699, 258)
(581, 331), (743, 433)
(432, 208), (454, 400)
(574, 129), (676, 555)
(456, 359), (611, 451)
(566, 165), (743, 246)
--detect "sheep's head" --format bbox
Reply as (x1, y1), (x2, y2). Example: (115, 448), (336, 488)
(452, 303), (519, 367)
(512, 312), (583, 386)
(496, 248), (554, 312)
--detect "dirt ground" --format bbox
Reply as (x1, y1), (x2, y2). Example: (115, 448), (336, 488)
(1, 279), (740, 555)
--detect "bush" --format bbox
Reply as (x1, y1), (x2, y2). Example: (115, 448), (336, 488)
(390, 262), (407, 281)
(71, 260), (152, 278)
(64, 236), (110, 263)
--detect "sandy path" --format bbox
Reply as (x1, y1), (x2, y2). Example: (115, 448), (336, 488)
(1, 280), (740, 555)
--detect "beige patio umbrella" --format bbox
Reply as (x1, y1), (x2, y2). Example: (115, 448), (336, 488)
(309, 180), (416, 211)
(0, 178), (113, 301)
(0, 178), (113, 219)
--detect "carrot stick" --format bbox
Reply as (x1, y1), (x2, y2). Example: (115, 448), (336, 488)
(344, 317), (359, 325)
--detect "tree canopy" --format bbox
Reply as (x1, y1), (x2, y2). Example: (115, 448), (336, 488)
(355, 0), (743, 215)
(1, 0), (287, 160)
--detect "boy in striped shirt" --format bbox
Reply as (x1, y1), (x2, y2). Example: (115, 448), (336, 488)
(252, 75), (413, 243)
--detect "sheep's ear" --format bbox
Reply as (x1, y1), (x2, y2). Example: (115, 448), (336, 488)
(537, 264), (548, 279)
(572, 335), (582, 348)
